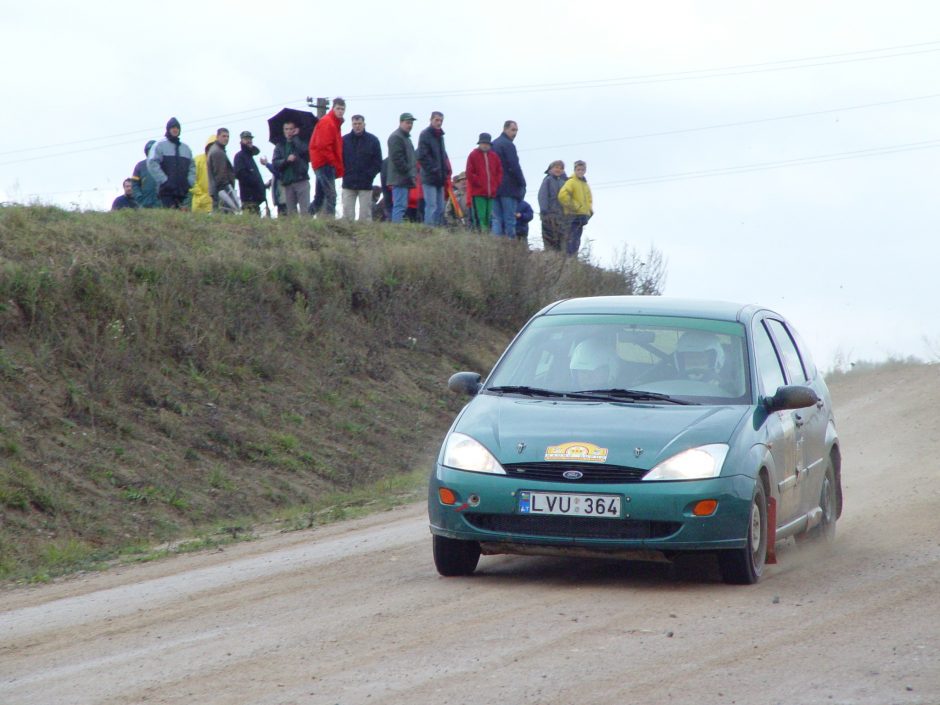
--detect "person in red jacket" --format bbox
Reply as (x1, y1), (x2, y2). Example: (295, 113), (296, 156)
(465, 133), (503, 231)
(309, 97), (346, 218)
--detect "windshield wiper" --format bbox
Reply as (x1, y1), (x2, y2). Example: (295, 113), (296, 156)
(486, 385), (570, 398)
(575, 388), (696, 405)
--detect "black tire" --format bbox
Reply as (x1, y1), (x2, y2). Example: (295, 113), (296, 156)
(718, 481), (768, 585)
(808, 460), (837, 542)
(432, 535), (481, 577)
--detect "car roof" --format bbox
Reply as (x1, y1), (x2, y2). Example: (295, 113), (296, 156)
(541, 296), (768, 322)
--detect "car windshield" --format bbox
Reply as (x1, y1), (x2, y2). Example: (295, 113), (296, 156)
(485, 313), (751, 405)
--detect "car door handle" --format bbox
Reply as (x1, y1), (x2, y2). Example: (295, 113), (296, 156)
(816, 400), (825, 409)
(794, 414), (804, 427)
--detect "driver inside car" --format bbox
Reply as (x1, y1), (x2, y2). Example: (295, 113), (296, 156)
(569, 336), (620, 390)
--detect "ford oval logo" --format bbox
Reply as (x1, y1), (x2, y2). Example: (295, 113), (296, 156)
(562, 470), (584, 480)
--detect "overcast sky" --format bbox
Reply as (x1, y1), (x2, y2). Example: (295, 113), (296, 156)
(2, 1), (939, 369)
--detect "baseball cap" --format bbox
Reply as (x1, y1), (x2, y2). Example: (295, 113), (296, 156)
(399, 112), (416, 122)
(240, 131), (253, 139)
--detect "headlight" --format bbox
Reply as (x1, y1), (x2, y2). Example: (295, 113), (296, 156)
(643, 444), (729, 481)
(442, 433), (506, 475)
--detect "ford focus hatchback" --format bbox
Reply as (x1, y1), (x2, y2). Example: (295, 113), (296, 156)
(428, 297), (842, 584)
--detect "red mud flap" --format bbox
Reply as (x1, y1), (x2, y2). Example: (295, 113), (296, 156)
(766, 496), (778, 564)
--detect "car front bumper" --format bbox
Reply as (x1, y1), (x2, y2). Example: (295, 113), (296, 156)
(428, 464), (756, 553)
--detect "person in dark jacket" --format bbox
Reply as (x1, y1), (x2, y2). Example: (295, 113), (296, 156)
(490, 120), (526, 237)
(234, 131), (267, 215)
(272, 120), (311, 216)
(147, 117), (196, 209)
(131, 140), (159, 208)
(207, 127), (239, 212)
(515, 200), (533, 245)
(341, 114), (382, 221)
(387, 113), (417, 223)
(416, 111), (451, 226)
(537, 159), (568, 251)
(111, 179), (140, 210)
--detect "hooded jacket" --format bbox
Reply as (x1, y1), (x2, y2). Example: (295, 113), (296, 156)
(465, 147), (503, 199)
(491, 132), (525, 199)
(342, 129), (383, 190)
(308, 109), (344, 175)
(190, 135), (215, 213)
(416, 125), (450, 187)
(131, 140), (159, 208)
(147, 118), (196, 198)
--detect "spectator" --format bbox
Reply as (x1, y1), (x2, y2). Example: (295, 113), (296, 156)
(309, 97), (345, 219)
(446, 171), (468, 227)
(260, 154), (286, 217)
(341, 114), (382, 221)
(465, 132), (502, 231)
(515, 199), (533, 245)
(207, 127), (239, 212)
(416, 111), (451, 226)
(387, 113), (417, 223)
(272, 120), (311, 217)
(538, 159), (568, 252)
(234, 130), (267, 215)
(147, 117), (196, 209)
(130, 140), (159, 208)
(490, 120), (525, 237)
(111, 178), (140, 210)
(190, 135), (215, 214)
(557, 160), (594, 256)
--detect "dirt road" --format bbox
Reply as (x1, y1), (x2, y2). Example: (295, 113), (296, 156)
(2, 365), (938, 705)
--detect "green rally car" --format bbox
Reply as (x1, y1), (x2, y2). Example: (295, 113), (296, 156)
(428, 296), (842, 584)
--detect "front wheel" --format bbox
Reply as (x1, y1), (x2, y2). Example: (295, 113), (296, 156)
(718, 481), (768, 585)
(433, 535), (481, 576)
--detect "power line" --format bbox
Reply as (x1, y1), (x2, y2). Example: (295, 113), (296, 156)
(347, 40), (940, 101)
(521, 92), (940, 153)
(4, 38), (940, 159)
(593, 138), (940, 189)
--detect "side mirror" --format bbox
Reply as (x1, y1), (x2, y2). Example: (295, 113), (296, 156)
(763, 385), (819, 412)
(448, 371), (482, 397)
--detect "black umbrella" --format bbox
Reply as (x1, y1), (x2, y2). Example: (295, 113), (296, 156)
(267, 108), (317, 145)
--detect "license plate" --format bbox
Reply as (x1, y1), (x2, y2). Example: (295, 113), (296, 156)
(518, 491), (621, 518)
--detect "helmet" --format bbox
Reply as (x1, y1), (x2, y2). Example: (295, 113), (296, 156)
(674, 331), (724, 376)
(570, 336), (618, 384)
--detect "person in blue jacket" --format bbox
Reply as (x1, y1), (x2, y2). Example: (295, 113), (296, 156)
(147, 118), (196, 209)
(490, 120), (526, 237)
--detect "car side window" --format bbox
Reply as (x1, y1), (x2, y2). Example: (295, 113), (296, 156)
(752, 321), (786, 396)
(765, 319), (808, 383)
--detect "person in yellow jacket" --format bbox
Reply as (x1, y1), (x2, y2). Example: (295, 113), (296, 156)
(189, 135), (216, 213)
(557, 160), (593, 256)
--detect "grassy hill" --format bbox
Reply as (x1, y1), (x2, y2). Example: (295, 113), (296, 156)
(0, 206), (663, 581)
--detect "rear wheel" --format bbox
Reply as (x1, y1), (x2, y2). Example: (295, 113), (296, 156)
(718, 481), (768, 585)
(808, 460), (837, 542)
(433, 535), (481, 576)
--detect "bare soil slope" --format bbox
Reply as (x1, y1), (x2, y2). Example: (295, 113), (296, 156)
(1, 363), (938, 705)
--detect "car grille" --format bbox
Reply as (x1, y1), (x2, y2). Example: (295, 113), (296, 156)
(466, 513), (681, 540)
(502, 462), (648, 484)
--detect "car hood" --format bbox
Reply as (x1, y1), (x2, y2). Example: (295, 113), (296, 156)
(453, 394), (751, 469)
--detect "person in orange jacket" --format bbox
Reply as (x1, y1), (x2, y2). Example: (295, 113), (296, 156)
(309, 97), (345, 218)
(465, 133), (503, 231)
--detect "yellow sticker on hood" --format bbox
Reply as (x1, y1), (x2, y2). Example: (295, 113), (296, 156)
(545, 442), (609, 463)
